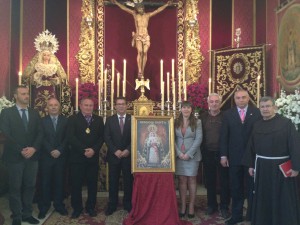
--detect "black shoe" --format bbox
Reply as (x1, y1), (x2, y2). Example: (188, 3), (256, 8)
(206, 207), (217, 215)
(12, 219), (21, 225)
(187, 214), (195, 219)
(71, 211), (81, 219)
(105, 208), (116, 216)
(38, 212), (46, 219)
(86, 209), (97, 217)
(22, 216), (39, 224)
(179, 212), (185, 218)
(225, 217), (243, 225)
(220, 209), (230, 219)
(56, 208), (68, 216)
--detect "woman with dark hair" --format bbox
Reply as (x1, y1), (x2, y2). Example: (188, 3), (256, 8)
(175, 101), (203, 219)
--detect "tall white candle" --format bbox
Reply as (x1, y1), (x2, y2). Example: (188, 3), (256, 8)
(160, 60), (163, 84)
(172, 59), (175, 82)
(101, 57), (104, 90)
(257, 75), (261, 107)
(183, 81), (187, 101)
(117, 73), (120, 97)
(111, 80), (114, 111)
(75, 78), (79, 111)
(208, 78), (212, 95)
(112, 59), (115, 85)
(161, 81), (164, 110)
(167, 72), (170, 102)
(98, 79), (101, 110)
(123, 59), (126, 97)
(104, 69), (107, 100)
(18, 72), (22, 85)
(173, 81), (176, 110)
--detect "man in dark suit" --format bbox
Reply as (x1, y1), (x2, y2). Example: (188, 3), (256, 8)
(220, 89), (261, 225)
(104, 97), (133, 216)
(38, 98), (68, 219)
(0, 86), (43, 225)
(68, 97), (104, 219)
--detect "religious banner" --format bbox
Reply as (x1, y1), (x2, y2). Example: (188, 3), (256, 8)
(212, 46), (266, 108)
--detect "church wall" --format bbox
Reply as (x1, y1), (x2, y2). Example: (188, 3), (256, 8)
(0, 0), (11, 96)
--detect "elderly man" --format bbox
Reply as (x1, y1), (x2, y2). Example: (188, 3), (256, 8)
(38, 98), (68, 219)
(242, 96), (300, 225)
(200, 93), (230, 219)
(0, 86), (43, 225)
(220, 89), (261, 225)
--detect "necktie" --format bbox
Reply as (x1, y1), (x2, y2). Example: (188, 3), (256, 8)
(85, 115), (92, 126)
(240, 109), (245, 122)
(21, 109), (28, 130)
(119, 116), (124, 134)
(52, 117), (57, 131)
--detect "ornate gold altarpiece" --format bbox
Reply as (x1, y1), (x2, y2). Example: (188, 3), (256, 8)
(76, 0), (204, 191)
(212, 45), (266, 108)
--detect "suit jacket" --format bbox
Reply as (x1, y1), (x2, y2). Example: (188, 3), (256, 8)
(67, 112), (104, 163)
(175, 120), (203, 161)
(104, 114), (131, 164)
(40, 115), (68, 161)
(0, 106), (43, 163)
(219, 106), (261, 166)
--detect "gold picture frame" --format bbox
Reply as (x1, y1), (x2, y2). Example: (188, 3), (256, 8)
(131, 116), (175, 173)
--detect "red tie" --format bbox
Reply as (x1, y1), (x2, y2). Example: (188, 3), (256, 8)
(119, 116), (124, 134)
(240, 109), (245, 122)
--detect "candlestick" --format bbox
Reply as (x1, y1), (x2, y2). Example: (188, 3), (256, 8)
(111, 80), (114, 114)
(257, 75), (261, 107)
(182, 59), (186, 82)
(98, 79), (101, 110)
(117, 73), (120, 97)
(112, 59), (115, 84)
(101, 57), (104, 89)
(209, 78), (212, 95)
(160, 60), (163, 93)
(161, 81), (164, 112)
(123, 59), (126, 97)
(173, 81), (176, 111)
(178, 72), (182, 102)
(18, 72), (22, 85)
(167, 72), (170, 102)
(75, 78), (79, 111)
(183, 81), (187, 101)
(104, 69), (107, 100)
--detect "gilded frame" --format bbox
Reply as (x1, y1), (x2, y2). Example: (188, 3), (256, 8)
(131, 116), (175, 173)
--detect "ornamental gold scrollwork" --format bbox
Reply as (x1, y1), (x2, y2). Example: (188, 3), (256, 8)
(96, 0), (104, 79)
(177, 0), (184, 80)
(184, 0), (204, 84)
(76, 0), (96, 84)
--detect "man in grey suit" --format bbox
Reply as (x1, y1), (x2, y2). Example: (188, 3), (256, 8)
(0, 86), (43, 225)
(38, 98), (68, 219)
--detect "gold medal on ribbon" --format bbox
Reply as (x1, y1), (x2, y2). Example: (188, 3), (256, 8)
(86, 128), (90, 134)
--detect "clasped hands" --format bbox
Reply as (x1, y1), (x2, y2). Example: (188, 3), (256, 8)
(114, 149), (130, 159)
(21, 147), (36, 159)
(179, 153), (190, 161)
(84, 148), (95, 158)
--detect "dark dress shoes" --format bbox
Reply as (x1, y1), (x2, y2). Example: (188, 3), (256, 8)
(22, 216), (39, 224)
(105, 208), (116, 216)
(38, 211), (46, 219)
(71, 211), (81, 219)
(86, 209), (97, 217)
(220, 209), (230, 219)
(206, 207), (217, 215)
(12, 219), (21, 225)
(225, 217), (243, 225)
(56, 208), (68, 216)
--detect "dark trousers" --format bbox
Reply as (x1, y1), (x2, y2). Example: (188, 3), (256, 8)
(229, 165), (253, 221)
(38, 158), (65, 213)
(108, 158), (133, 210)
(5, 160), (38, 220)
(203, 151), (230, 210)
(69, 162), (99, 212)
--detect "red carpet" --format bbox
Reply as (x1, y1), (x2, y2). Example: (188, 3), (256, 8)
(42, 196), (248, 225)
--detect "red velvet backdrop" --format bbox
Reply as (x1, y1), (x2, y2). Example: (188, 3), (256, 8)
(104, 4), (177, 102)
(256, 0), (266, 45)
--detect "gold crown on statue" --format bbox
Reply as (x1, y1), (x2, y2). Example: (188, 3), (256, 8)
(147, 124), (158, 133)
(34, 30), (59, 54)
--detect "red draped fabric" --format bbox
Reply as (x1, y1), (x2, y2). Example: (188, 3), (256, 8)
(123, 173), (192, 225)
